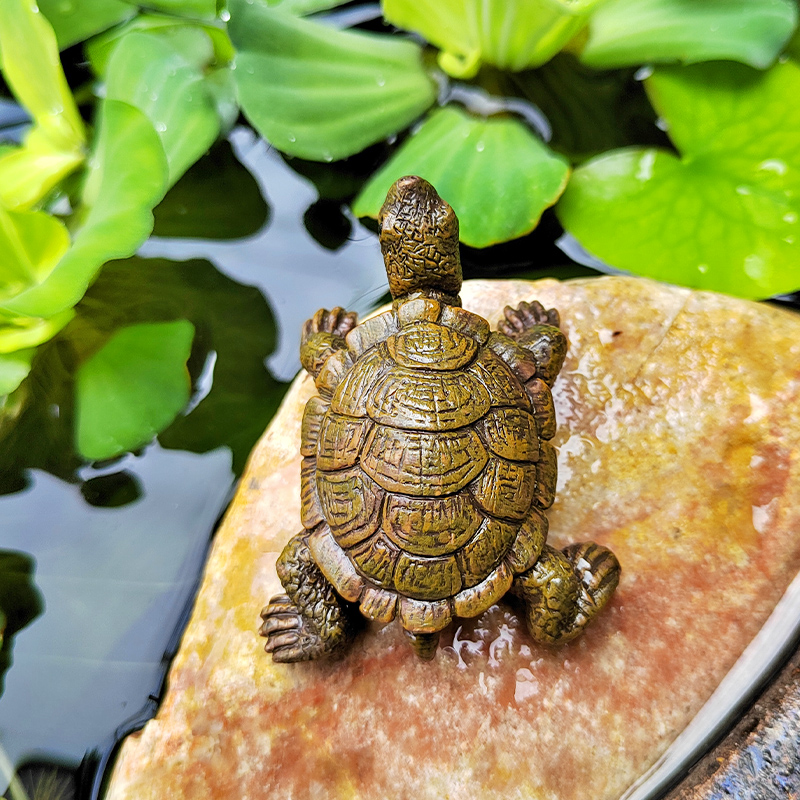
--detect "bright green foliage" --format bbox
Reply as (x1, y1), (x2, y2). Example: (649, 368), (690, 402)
(228, 0), (437, 161)
(0, 351), (36, 396)
(75, 319), (195, 459)
(557, 61), (800, 299)
(0, 206), (70, 303)
(121, 0), (216, 20)
(38, 0), (134, 50)
(354, 106), (570, 247)
(105, 29), (222, 185)
(0, 0), (86, 209)
(582, 0), (797, 69)
(2, 100), (169, 319)
(383, 0), (603, 78)
(87, 14), (235, 76)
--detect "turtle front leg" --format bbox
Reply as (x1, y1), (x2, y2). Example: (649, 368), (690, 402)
(300, 307), (358, 379)
(511, 542), (620, 645)
(496, 300), (567, 386)
(260, 533), (360, 662)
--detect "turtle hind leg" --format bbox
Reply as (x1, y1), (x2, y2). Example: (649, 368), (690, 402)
(260, 532), (360, 662)
(511, 542), (620, 645)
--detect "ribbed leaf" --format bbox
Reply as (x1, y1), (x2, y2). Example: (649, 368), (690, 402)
(75, 320), (195, 460)
(557, 61), (800, 299)
(353, 106), (570, 247)
(383, 0), (603, 78)
(582, 0), (797, 69)
(228, 0), (436, 161)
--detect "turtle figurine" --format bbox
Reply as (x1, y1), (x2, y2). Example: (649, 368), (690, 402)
(259, 175), (620, 662)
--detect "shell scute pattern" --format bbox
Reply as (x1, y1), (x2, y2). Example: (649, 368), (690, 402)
(307, 292), (557, 618)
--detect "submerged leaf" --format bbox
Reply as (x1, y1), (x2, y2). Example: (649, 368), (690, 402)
(105, 30), (221, 185)
(353, 106), (570, 247)
(383, 0), (603, 78)
(228, 0), (436, 160)
(75, 319), (195, 460)
(557, 61), (800, 299)
(1, 100), (168, 319)
(582, 0), (797, 69)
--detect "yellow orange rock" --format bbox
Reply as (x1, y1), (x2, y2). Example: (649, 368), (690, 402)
(107, 277), (800, 800)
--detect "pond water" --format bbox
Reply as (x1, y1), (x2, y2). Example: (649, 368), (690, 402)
(0, 118), (601, 799)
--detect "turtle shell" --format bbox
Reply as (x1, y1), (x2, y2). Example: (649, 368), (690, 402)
(300, 296), (554, 635)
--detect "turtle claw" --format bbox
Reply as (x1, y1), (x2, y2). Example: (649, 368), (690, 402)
(304, 307), (358, 340)
(498, 300), (560, 338)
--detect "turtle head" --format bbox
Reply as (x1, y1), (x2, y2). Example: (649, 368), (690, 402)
(378, 176), (462, 303)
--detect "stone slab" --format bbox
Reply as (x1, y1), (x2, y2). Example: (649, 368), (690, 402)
(107, 276), (800, 800)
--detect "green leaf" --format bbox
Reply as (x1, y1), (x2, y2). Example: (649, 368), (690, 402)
(0, 350), (35, 395)
(121, 0), (216, 19)
(87, 14), (235, 77)
(105, 30), (221, 185)
(0, 0), (85, 209)
(383, 0), (603, 78)
(38, 0), (134, 50)
(557, 61), (800, 299)
(228, 0), (437, 161)
(353, 106), (570, 247)
(0, 205), (70, 302)
(152, 139), (270, 239)
(0, 308), (73, 352)
(582, 0), (797, 69)
(0, 128), (85, 209)
(75, 319), (195, 460)
(1, 99), (169, 319)
(269, 0), (351, 12)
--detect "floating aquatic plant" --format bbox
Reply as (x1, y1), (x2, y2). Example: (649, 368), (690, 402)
(0, 0), (798, 456)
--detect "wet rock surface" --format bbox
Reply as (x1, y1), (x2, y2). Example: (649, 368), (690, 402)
(107, 277), (800, 800)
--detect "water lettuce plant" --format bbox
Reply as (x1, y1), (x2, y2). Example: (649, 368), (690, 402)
(0, 0), (798, 460)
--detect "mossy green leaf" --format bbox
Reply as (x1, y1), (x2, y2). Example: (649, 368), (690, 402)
(383, 0), (602, 77)
(38, 0), (134, 50)
(75, 319), (195, 460)
(557, 61), (800, 299)
(582, 0), (797, 69)
(228, 0), (436, 161)
(353, 106), (570, 247)
(105, 30), (221, 185)
(1, 100), (168, 319)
